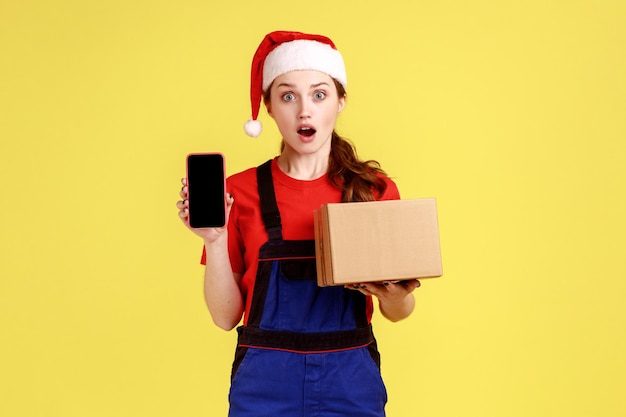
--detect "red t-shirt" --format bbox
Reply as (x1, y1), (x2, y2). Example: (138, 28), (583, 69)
(202, 157), (401, 325)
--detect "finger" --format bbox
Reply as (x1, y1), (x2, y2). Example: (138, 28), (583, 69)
(370, 281), (399, 296)
(361, 284), (384, 297)
(179, 186), (188, 199)
(344, 284), (367, 294)
(400, 279), (420, 288)
(399, 279), (421, 293)
(223, 193), (235, 223)
(356, 283), (374, 295)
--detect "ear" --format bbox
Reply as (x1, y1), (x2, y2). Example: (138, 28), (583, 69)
(337, 94), (347, 114)
(265, 101), (273, 118)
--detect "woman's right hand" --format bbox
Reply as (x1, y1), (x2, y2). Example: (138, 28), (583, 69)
(176, 178), (234, 243)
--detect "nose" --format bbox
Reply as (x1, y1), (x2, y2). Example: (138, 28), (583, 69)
(298, 99), (311, 119)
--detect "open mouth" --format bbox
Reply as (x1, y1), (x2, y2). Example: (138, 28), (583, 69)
(297, 127), (316, 137)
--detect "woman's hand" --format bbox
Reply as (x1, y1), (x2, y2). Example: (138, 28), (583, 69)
(176, 178), (234, 243)
(346, 280), (421, 322)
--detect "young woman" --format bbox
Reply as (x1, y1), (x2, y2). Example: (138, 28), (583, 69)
(177, 31), (421, 417)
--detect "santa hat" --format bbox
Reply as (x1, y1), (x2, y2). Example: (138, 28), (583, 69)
(244, 31), (347, 137)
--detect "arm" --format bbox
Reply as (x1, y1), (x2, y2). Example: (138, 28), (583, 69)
(202, 232), (244, 330)
(177, 180), (244, 330)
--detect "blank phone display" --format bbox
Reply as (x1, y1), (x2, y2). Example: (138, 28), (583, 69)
(186, 153), (225, 228)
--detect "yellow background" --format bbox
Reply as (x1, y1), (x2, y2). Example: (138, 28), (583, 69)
(1, 1), (625, 416)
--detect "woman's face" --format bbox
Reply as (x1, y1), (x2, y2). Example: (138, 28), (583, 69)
(266, 70), (346, 157)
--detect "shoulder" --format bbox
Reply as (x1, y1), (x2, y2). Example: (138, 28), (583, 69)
(225, 166), (260, 209)
(377, 174), (401, 200)
(226, 158), (275, 189)
(226, 165), (259, 191)
(227, 165), (257, 183)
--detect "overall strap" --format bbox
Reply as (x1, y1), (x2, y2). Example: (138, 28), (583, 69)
(256, 159), (283, 241)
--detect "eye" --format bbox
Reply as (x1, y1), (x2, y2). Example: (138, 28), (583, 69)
(282, 93), (296, 102)
(314, 91), (326, 100)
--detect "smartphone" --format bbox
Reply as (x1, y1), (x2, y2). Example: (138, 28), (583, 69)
(186, 152), (226, 228)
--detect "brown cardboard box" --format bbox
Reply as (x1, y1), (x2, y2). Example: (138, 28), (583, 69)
(314, 198), (443, 286)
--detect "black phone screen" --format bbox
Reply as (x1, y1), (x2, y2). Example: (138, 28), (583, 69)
(186, 153), (226, 228)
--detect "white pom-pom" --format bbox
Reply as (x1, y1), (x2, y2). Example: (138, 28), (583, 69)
(244, 119), (262, 137)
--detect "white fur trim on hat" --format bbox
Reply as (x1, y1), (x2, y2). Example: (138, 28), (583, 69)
(262, 40), (347, 92)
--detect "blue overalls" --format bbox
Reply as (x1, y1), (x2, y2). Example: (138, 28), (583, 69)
(228, 161), (387, 417)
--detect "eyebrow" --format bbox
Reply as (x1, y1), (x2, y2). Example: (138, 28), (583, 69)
(275, 82), (331, 89)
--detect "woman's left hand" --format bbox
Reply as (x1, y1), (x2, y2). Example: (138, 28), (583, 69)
(346, 280), (420, 300)
(345, 280), (421, 321)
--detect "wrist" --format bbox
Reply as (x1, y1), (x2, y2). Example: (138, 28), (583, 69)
(201, 229), (228, 251)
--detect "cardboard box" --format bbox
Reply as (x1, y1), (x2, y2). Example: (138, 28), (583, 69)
(314, 198), (443, 286)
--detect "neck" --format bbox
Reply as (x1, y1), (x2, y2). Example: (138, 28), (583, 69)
(277, 151), (329, 180)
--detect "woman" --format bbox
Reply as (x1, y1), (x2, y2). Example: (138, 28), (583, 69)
(177, 31), (421, 417)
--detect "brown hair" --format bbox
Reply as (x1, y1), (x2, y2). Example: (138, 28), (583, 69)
(328, 130), (388, 202)
(264, 79), (388, 202)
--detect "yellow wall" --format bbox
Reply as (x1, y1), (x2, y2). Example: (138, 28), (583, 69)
(1, 1), (625, 416)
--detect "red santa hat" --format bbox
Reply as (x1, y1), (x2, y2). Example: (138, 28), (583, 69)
(244, 31), (347, 137)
